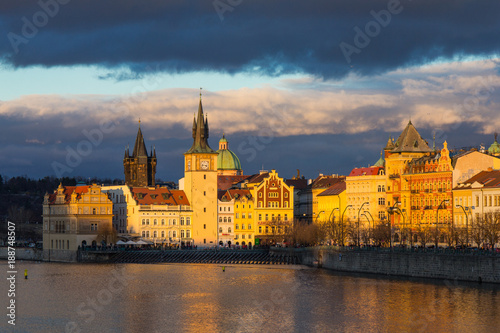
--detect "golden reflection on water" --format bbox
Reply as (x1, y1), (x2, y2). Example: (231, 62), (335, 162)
(1, 262), (499, 333)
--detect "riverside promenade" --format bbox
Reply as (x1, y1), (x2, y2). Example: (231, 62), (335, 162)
(77, 248), (300, 265)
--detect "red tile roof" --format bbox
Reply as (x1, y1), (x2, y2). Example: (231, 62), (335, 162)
(455, 170), (500, 189)
(130, 187), (190, 205)
(217, 175), (252, 191)
(317, 181), (346, 196)
(48, 185), (90, 204)
(349, 166), (384, 177)
(311, 175), (345, 189)
(285, 178), (308, 190)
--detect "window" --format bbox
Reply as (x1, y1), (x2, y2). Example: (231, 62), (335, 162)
(146, 219), (150, 225)
(204, 175), (206, 180)
(224, 217), (227, 222)
(228, 227), (232, 233)
(265, 214), (268, 221)
(242, 224), (245, 230)
(153, 230), (157, 238)
(173, 219), (176, 225)
(242, 213), (246, 219)
(235, 224), (239, 230)
(186, 217), (191, 225)
(236, 213), (239, 218)
(161, 219), (165, 225)
(378, 198), (386, 205)
(186, 230), (191, 238)
(204, 224), (206, 229)
(284, 214), (288, 221)
(181, 217), (185, 225)
(181, 230), (185, 238)
(154, 219), (157, 225)
(219, 227), (223, 233)
(228, 217), (231, 223)
(242, 234), (246, 239)
(248, 224), (251, 230)
(173, 231), (177, 238)
(142, 219), (146, 225)
(161, 231), (165, 238)
(259, 226), (262, 233)
(259, 214), (262, 221)
(204, 208), (206, 212)
(219, 217), (223, 223)
(248, 213), (252, 219)
(142, 231), (146, 237)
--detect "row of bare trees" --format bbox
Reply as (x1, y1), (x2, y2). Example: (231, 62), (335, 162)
(263, 213), (500, 248)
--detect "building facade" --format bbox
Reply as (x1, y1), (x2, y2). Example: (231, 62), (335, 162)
(42, 183), (113, 261)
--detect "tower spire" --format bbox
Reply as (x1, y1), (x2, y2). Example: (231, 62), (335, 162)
(186, 93), (215, 154)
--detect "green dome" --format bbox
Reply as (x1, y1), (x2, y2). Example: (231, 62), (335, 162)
(217, 135), (242, 171)
(488, 133), (500, 155)
(217, 148), (242, 170)
(488, 140), (500, 155)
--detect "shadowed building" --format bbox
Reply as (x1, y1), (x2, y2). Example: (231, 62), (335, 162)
(123, 122), (157, 187)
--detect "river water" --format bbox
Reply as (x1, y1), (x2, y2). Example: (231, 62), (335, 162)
(1, 261), (499, 332)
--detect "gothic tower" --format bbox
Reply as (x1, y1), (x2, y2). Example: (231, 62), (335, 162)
(123, 122), (157, 187)
(183, 97), (218, 246)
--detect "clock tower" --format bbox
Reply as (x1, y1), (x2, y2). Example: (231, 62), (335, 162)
(183, 97), (218, 246)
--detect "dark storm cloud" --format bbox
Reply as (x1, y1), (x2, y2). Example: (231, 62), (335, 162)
(1, 0), (499, 79)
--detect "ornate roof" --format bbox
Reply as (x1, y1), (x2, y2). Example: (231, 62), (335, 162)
(391, 120), (432, 153)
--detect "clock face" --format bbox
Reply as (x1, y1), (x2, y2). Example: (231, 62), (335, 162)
(200, 160), (209, 170)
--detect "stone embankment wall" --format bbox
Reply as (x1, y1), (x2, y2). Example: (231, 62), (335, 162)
(272, 247), (500, 284)
(0, 247), (43, 261)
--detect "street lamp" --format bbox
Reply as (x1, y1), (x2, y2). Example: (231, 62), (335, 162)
(394, 206), (405, 246)
(455, 204), (469, 246)
(436, 199), (450, 248)
(358, 202), (369, 246)
(360, 213), (371, 245)
(363, 210), (374, 244)
(315, 211), (325, 224)
(386, 201), (401, 249)
(341, 205), (353, 247)
(328, 207), (339, 245)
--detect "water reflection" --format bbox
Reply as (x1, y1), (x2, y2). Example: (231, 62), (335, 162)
(0, 262), (498, 332)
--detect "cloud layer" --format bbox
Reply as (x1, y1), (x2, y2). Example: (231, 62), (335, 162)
(1, 59), (499, 180)
(1, 0), (500, 79)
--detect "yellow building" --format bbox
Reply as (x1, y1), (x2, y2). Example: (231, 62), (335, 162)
(385, 121), (433, 227)
(316, 181), (346, 224)
(345, 166), (387, 230)
(181, 98), (219, 247)
(42, 183), (113, 262)
(404, 142), (453, 245)
(103, 185), (193, 247)
(242, 170), (294, 245)
(453, 169), (500, 247)
(232, 189), (255, 247)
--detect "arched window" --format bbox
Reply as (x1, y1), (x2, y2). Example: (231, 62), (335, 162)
(228, 227), (232, 233)
(219, 227), (223, 233)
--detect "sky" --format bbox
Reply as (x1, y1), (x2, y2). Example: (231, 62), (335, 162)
(1, 0), (500, 182)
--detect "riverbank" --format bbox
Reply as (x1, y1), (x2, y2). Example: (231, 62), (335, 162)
(271, 247), (500, 284)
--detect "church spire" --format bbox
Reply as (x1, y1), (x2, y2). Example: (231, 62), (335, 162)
(132, 124), (148, 157)
(186, 97), (215, 154)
